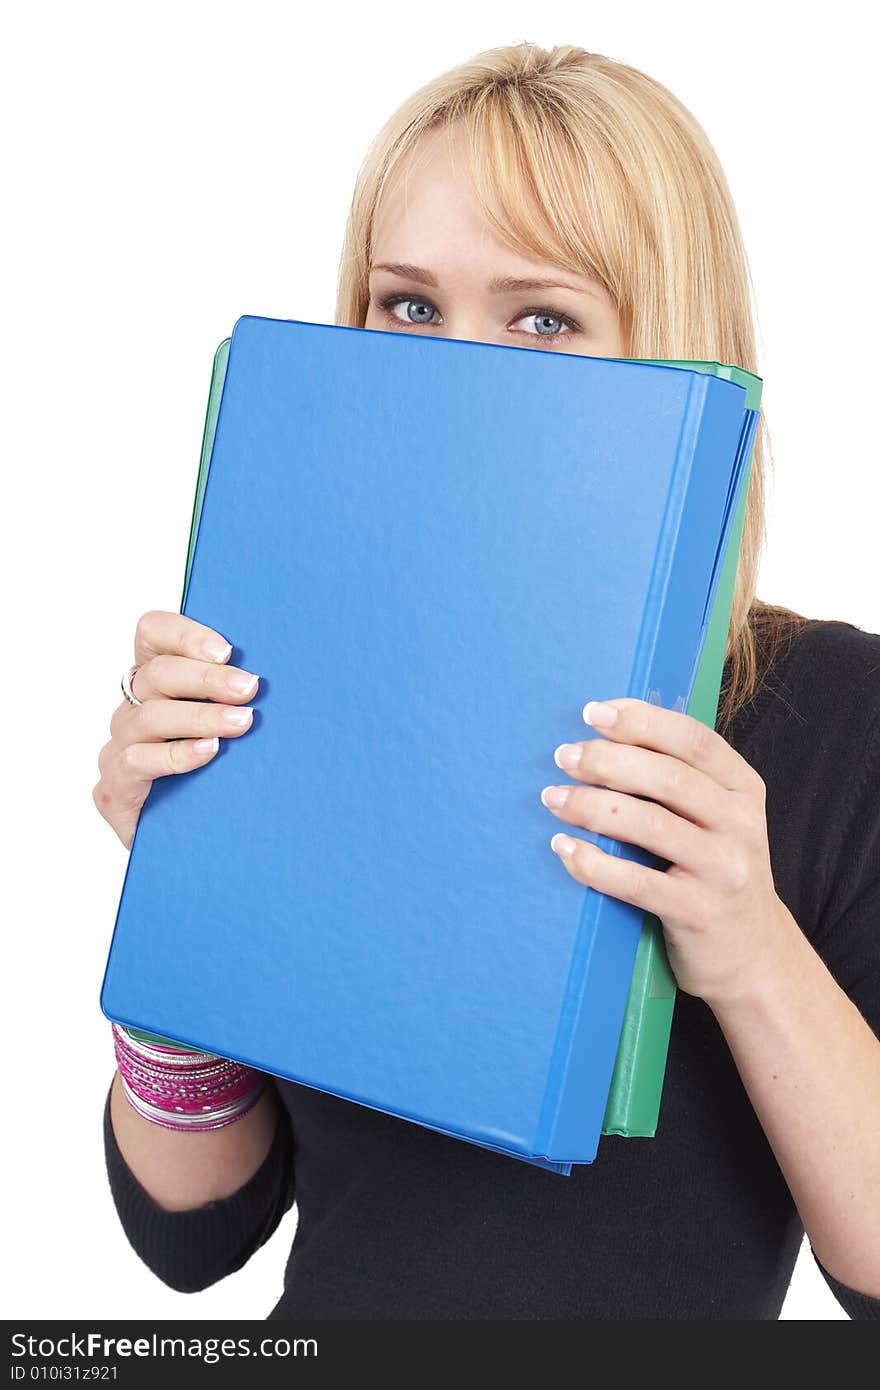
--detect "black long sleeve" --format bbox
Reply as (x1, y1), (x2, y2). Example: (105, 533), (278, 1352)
(793, 688), (880, 1320)
(813, 1252), (880, 1321)
(102, 617), (880, 1319)
(103, 1080), (295, 1294)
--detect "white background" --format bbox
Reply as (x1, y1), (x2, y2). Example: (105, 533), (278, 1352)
(4, 0), (877, 1321)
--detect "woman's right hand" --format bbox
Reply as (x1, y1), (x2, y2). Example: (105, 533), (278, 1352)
(93, 610), (259, 851)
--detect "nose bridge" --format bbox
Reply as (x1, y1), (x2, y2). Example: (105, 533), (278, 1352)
(441, 305), (503, 346)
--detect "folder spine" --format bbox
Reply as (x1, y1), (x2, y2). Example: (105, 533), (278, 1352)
(603, 387), (761, 1137)
(533, 373), (747, 1161)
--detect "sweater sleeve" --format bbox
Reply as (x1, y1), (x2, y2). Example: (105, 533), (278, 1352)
(805, 704), (880, 1319)
(103, 1077), (296, 1294)
(812, 1250), (880, 1321)
(810, 708), (880, 1040)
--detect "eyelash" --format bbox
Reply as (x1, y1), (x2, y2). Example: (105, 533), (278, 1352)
(375, 294), (582, 343)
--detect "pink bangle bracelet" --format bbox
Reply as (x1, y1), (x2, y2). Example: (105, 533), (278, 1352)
(111, 1023), (267, 1132)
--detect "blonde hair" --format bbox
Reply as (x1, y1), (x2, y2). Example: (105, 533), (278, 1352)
(335, 41), (815, 734)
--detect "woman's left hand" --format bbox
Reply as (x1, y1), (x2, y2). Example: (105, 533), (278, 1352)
(541, 697), (796, 1009)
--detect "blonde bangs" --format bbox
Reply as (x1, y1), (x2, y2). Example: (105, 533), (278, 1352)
(444, 96), (629, 308)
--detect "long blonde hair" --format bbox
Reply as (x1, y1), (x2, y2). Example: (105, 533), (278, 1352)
(335, 41), (815, 734)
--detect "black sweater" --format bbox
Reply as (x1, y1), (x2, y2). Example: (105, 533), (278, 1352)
(103, 617), (880, 1319)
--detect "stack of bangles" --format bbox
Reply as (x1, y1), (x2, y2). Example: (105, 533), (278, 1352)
(111, 1023), (267, 1132)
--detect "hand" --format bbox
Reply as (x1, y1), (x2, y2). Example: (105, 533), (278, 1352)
(93, 610), (259, 852)
(540, 697), (794, 1009)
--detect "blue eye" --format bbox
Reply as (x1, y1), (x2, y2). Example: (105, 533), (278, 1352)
(381, 296), (439, 326)
(533, 313), (564, 336)
(513, 309), (580, 340)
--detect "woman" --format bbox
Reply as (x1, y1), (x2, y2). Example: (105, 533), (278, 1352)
(94, 42), (880, 1319)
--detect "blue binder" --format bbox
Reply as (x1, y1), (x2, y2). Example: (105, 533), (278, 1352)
(101, 314), (755, 1173)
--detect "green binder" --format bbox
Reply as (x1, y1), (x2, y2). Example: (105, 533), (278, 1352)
(602, 359), (762, 1136)
(177, 338), (762, 1136)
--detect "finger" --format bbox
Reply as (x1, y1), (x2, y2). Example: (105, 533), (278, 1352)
(581, 698), (754, 792)
(553, 738), (725, 830)
(550, 832), (682, 918)
(129, 653), (260, 706)
(116, 737), (222, 783)
(133, 609), (236, 668)
(111, 695), (255, 745)
(540, 782), (708, 871)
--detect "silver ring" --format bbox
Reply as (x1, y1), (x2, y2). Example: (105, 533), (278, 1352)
(121, 663), (143, 707)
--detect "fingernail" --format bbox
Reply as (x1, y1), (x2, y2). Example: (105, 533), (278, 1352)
(202, 638), (233, 662)
(223, 707), (253, 727)
(551, 833), (578, 858)
(541, 785), (570, 809)
(227, 671), (259, 695)
(583, 700), (618, 728)
(554, 743), (581, 771)
(193, 737), (219, 756)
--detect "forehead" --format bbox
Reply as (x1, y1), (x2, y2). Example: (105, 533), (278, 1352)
(371, 127), (490, 251)
(371, 127), (568, 286)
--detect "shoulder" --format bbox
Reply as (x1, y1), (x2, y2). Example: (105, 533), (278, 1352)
(751, 617), (880, 741)
(784, 617), (880, 683)
(726, 614), (880, 835)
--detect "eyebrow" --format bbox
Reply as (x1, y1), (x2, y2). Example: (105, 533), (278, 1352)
(369, 262), (600, 297)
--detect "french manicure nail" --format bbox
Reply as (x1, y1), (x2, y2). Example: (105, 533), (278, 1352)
(554, 743), (581, 771)
(583, 700), (618, 728)
(228, 671), (259, 695)
(223, 707), (253, 727)
(541, 785), (570, 809)
(202, 638), (233, 662)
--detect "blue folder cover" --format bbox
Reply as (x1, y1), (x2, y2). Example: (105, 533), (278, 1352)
(101, 314), (754, 1173)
